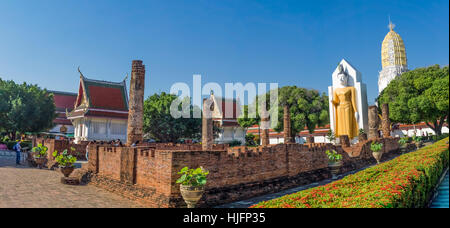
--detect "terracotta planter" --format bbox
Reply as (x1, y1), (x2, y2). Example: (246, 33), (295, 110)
(180, 185), (205, 208)
(372, 151), (383, 164)
(328, 161), (342, 180)
(60, 166), (74, 177)
(34, 157), (46, 169)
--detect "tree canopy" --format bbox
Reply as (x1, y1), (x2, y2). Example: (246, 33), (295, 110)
(143, 92), (202, 143)
(244, 86), (329, 137)
(378, 65), (449, 135)
(0, 78), (56, 139)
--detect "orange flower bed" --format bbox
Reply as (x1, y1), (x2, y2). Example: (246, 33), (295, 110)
(251, 138), (449, 208)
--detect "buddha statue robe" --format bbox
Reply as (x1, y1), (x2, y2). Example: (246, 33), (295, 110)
(332, 87), (359, 139)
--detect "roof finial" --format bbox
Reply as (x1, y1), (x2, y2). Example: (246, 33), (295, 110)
(123, 73), (128, 82)
(78, 66), (85, 78)
(388, 15), (395, 31)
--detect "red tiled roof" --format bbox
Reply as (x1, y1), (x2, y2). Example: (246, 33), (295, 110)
(85, 110), (128, 119)
(88, 85), (127, 110)
(50, 91), (77, 112)
(68, 75), (129, 119)
(54, 118), (72, 125)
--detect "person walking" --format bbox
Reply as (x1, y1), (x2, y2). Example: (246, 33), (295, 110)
(12, 141), (22, 165)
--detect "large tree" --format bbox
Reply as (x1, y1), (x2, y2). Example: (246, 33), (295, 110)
(378, 65), (449, 135)
(246, 86), (329, 137)
(0, 78), (56, 139)
(143, 92), (202, 143)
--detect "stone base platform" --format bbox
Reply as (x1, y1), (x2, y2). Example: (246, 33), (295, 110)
(61, 177), (80, 185)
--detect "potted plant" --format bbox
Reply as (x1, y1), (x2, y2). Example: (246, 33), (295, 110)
(325, 149), (343, 180)
(370, 142), (384, 164)
(398, 137), (408, 154)
(326, 129), (336, 145)
(32, 144), (48, 169)
(176, 166), (209, 208)
(412, 136), (423, 149)
(358, 129), (368, 142)
(52, 148), (77, 177)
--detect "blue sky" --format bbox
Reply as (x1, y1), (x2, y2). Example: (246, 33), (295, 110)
(0, 0), (448, 105)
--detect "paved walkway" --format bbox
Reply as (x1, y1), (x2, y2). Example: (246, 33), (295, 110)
(0, 151), (142, 208)
(430, 169), (449, 208)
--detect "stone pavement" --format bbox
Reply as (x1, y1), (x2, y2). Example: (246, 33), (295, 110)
(0, 152), (142, 208)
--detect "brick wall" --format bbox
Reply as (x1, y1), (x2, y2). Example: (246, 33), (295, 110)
(97, 146), (122, 180)
(88, 138), (400, 208)
(35, 138), (88, 161)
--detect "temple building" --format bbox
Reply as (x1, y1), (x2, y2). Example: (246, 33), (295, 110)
(48, 91), (78, 136)
(378, 21), (408, 94)
(67, 71), (129, 143)
(208, 93), (246, 145)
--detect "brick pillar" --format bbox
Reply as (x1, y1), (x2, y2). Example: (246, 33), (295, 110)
(381, 103), (391, 138)
(368, 105), (380, 140)
(120, 147), (136, 185)
(126, 60), (145, 146)
(283, 105), (294, 143)
(260, 106), (270, 146)
(202, 99), (214, 150)
(88, 144), (99, 174)
(261, 119), (270, 146)
(339, 135), (350, 147)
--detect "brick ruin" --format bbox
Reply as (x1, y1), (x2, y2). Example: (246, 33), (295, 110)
(86, 137), (400, 207)
(126, 60), (145, 146)
(381, 103), (391, 138)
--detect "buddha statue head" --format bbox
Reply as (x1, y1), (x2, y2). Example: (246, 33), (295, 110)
(337, 64), (349, 87)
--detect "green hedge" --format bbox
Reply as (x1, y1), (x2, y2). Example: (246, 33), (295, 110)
(0, 141), (32, 150)
(251, 137), (449, 208)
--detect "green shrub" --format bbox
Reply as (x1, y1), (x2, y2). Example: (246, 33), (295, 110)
(32, 144), (48, 158)
(52, 148), (77, 168)
(228, 140), (242, 147)
(325, 150), (342, 163)
(176, 166), (209, 187)
(251, 138), (449, 208)
(370, 142), (383, 152)
(245, 134), (257, 146)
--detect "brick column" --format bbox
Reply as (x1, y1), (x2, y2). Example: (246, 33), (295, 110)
(381, 103), (391, 138)
(283, 105), (294, 143)
(368, 105), (380, 140)
(127, 60), (145, 146)
(260, 105), (270, 146)
(339, 135), (350, 147)
(202, 99), (214, 150)
(120, 147), (136, 185)
(261, 120), (270, 146)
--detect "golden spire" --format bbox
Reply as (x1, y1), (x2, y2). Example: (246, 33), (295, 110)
(388, 16), (395, 31)
(381, 19), (407, 68)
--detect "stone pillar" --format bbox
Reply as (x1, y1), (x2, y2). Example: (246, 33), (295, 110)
(381, 103), (391, 138)
(126, 60), (145, 146)
(283, 105), (294, 143)
(120, 147), (136, 185)
(202, 99), (214, 150)
(260, 106), (270, 146)
(368, 105), (380, 140)
(339, 135), (350, 147)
